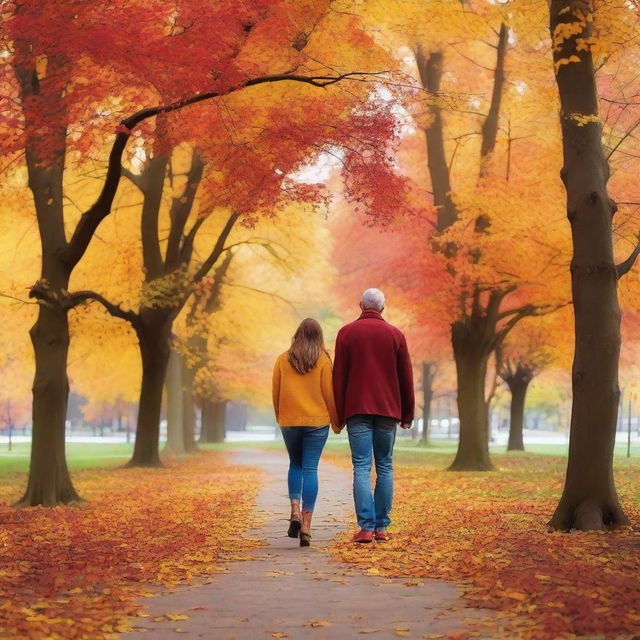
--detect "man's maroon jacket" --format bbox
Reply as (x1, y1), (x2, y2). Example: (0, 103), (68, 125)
(332, 309), (415, 426)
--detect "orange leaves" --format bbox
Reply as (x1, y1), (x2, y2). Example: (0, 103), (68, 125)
(328, 452), (640, 639)
(0, 452), (261, 640)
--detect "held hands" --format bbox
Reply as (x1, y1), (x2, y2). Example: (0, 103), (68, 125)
(331, 423), (345, 434)
(400, 421), (413, 430)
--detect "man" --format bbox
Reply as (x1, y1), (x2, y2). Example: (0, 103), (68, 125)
(332, 288), (414, 543)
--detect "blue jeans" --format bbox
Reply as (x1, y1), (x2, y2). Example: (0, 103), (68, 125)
(281, 426), (329, 512)
(347, 415), (397, 531)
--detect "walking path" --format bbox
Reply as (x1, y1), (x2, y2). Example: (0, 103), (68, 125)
(122, 449), (491, 639)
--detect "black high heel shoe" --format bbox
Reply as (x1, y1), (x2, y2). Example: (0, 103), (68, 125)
(287, 518), (302, 538)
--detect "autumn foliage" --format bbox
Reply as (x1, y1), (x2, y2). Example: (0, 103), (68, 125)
(328, 451), (640, 639)
(0, 453), (262, 639)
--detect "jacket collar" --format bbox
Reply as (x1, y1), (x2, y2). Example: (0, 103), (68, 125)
(358, 309), (385, 321)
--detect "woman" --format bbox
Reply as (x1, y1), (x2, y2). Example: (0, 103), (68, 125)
(272, 318), (339, 547)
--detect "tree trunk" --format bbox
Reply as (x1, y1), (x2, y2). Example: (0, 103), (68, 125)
(212, 401), (226, 443)
(420, 362), (435, 446)
(17, 159), (81, 506)
(19, 277), (80, 506)
(181, 357), (199, 453)
(415, 49), (458, 232)
(199, 399), (226, 443)
(448, 319), (495, 471)
(163, 346), (185, 455)
(505, 374), (530, 451)
(127, 311), (172, 467)
(548, 0), (628, 530)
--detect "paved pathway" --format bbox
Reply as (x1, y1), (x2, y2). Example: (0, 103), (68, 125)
(123, 449), (490, 639)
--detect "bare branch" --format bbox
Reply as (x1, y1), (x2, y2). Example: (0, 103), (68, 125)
(67, 290), (140, 326)
(616, 235), (640, 279)
(192, 212), (239, 284)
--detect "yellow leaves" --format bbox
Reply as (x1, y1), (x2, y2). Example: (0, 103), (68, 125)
(327, 450), (640, 639)
(553, 55), (581, 73)
(567, 112), (600, 126)
(305, 620), (331, 628)
(164, 612), (189, 621)
(0, 452), (262, 640)
(271, 633), (289, 638)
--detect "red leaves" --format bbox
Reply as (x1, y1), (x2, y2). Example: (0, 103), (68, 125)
(0, 453), (261, 640)
(328, 452), (640, 639)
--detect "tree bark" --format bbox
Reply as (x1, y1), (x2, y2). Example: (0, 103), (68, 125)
(503, 365), (533, 451)
(163, 346), (185, 455)
(126, 311), (172, 467)
(181, 356), (199, 453)
(199, 399), (226, 443)
(548, 0), (629, 530)
(14, 55), (81, 505)
(415, 48), (458, 232)
(420, 362), (435, 445)
(448, 318), (494, 471)
(19, 237), (80, 505)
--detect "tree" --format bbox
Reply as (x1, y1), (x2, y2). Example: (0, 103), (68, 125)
(547, 0), (640, 530)
(3, 0), (399, 493)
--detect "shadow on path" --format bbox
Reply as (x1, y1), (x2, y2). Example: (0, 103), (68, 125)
(122, 448), (491, 639)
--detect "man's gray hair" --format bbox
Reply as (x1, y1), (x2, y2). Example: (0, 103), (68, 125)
(361, 288), (385, 312)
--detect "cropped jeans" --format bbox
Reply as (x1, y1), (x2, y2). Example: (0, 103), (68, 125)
(281, 426), (329, 512)
(347, 414), (397, 531)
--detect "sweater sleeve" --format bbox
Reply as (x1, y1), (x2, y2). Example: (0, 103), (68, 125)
(320, 359), (340, 433)
(397, 333), (415, 424)
(272, 357), (281, 423)
(332, 329), (347, 428)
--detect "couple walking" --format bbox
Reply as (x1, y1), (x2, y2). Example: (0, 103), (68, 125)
(272, 288), (415, 546)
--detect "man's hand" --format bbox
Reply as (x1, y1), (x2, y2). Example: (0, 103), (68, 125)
(400, 422), (413, 430)
(331, 424), (344, 434)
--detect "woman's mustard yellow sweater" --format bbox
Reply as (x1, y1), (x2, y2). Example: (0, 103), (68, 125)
(272, 351), (339, 430)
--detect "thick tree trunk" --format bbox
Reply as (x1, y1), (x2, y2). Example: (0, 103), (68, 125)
(17, 159), (81, 506)
(127, 312), (172, 467)
(19, 284), (80, 506)
(548, 0), (628, 530)
(181, 357), (199, 453)
(505, 375), (530, 451)
(448, 319), (495, 471)
(163, 346), (185, 455)
(420, 362), (435, 446)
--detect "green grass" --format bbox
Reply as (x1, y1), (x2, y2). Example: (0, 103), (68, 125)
(0, 442), (135, 474)
(0, 437), (637, 476)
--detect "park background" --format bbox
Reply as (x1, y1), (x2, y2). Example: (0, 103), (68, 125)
(1, 0), (639, 639)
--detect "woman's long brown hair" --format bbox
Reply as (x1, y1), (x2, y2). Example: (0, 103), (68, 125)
(288, 318), (329, 375)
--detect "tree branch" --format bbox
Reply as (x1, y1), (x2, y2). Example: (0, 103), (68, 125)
(166, 150), (205, 271)
(67, 290), (140, 326)
(121, 166), (147, 192)
(616, 236), (640, 279)
(61, 70), (387, 271)
(192, 212), (239, 284)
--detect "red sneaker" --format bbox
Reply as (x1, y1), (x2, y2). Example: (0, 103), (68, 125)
(374, 530), (391, 542)
(352, 529), (374, 543)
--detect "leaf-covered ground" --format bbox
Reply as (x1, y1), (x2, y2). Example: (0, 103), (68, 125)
(0, 452), (262, 640)
(327, 450), (640, 640)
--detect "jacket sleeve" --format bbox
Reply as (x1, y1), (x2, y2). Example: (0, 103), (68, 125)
(272, 357), (281, 423)
(320, 359), (340, 433)
(332, 330), (347, 428)
(397, 333), (415, 424)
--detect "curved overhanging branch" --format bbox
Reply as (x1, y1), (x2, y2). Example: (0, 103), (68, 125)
(28, 281), (140, 327)
(60, 70), (389, 271)
(615, 234), (640, 279)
